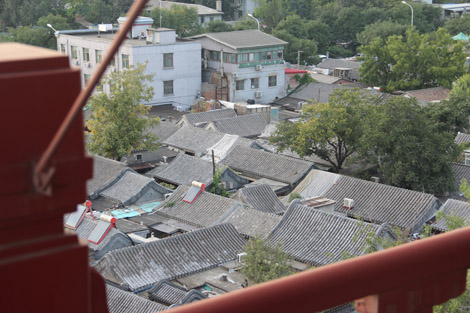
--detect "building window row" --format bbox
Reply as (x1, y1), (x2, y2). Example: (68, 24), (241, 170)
(236, 75), (277, 91)
(206, 49), (283, 64)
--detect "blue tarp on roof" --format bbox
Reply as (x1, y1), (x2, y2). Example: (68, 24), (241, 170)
(453, 32), (469, 41)
(111, 208), (140, 219)
(138, 202), (161, 213)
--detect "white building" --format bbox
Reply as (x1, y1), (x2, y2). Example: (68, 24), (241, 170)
(191, 30), (287, 104)
(56, 17), (201, 109)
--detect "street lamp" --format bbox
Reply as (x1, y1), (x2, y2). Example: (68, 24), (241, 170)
(247, 14), (260, 31)
(46, 23), (57, 32)
(401, 1), (413, 26)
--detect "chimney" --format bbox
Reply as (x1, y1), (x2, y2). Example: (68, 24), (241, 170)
(216, 0), (222, 11)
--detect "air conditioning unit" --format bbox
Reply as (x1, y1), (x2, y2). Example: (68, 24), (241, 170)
(84, 62), (90, 68)
(233, 72), (239, 78)
(255, 91), (263, 98)
(255, 65), (263, 71)
(72, 59), (80, 66)
(371, 176), (380, 183)
(202, 58), (208, 69)
(237, 252), (247, 264)
(343, 198), (354, 210)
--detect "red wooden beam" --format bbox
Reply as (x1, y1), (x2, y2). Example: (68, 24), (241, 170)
(167, 227), (470, 313)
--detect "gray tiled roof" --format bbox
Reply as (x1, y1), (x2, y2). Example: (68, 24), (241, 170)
(455, 132), (470, 145)
(316, 59), (361, 80)
(100, 171), (172, 205)
(151, 154), (215, 186)
(87, 155), (129, 198)
(292, 170), (440, 232)
(146, 121), (181, 143)
(220, 206), (281, 238)
(452, 162), (470, 192)
(163, 125), (226, 155)
(191, 30), (287, 50)
(94, 223), (246, 291)
(208, 114), (268, 138)
(268, 203), (383, 266)
(106, 285), (168, 313)
(432, 199), (470, 232)
(220, 146), (316, 185)
(156, 185), (244, 228)
(129, 212), (199, 232)
(232, 184), (286, 214)
(148, 281), (188, 305)
(180, 109), (237, 127)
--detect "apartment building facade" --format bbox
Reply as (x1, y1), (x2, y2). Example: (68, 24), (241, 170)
(56, 17), (201, 109)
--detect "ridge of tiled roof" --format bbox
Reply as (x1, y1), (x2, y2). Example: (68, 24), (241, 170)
(268, 203), (382, 266)
(220, 206), (281, 238)
(402, 86), (449, 102)
(292, 170), (440, 231)
(87, 155), (130, 198)
(99, 171), (172, 205)
(106, 285), (168, 313)
(163, 125), (226, 154)
(181, 108), (237, 126)
(94, 223), (246, 291)
(156, 185), (244, 228)
(220, 146), (316, 185)
(432, 199), (470, 232)
(234, 184), (286, 214)
(455, 132), (470, 145)
(208, 114), (268, 138)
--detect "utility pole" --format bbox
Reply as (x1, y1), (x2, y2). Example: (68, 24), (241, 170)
(297, 50), (303, 67)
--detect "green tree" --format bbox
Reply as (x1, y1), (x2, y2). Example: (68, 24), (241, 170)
(359, 96), (460, 194)
(209, 168), (229, 197)
(270, 88), (376, 172)
(205, 20), (233, 32)
(357, 20), (408, 46)
(86, 63), (159, 160)
(233, 18), (258, 31)
(68, 0), (133, 24)
(241, 236), (293, 285)
(425, 75), (470, 134)
(145, 5), (202, 37)
(360, 28), (466, 92)
(254, 0), (290, 33)
(444, 14), (470, 36)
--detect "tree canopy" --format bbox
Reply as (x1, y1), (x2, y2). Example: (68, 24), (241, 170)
(358, 96), (460, 194)
(270, 88), (376, 172)
(359, 28), (466, 92)
(85, 63), (159, 160)
(145, 5), (201, 37)
(241, 236), (293, 285)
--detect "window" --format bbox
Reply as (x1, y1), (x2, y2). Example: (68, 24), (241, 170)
(275, 50), (283, 59)
(163, 53), (173, 68)
(83, 74), (90, 86)
(210, 17), (214, 22)
(210, 51), (219, 61)
(238, 53), (248, 63)
(71, 46), (78, 59)
(83, 48), (90, 62)
(262, 51), (273, 60)
(164, 80), (174, 95)
(466, 151), (470, 166)
(269, 75), (277, 87)
(136, 154), (143, 161)
(95, 50), (103, 64)
(224, 53), (236, 63)
(236, 80), (245, 91)
(96, 80), (103, 92)
(200, 17), (205, 24)
(60, 44), (66, 54)
(251, 78), (259, 89)
(110, 57), (116, 67)
(122, 54), (129, 69)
